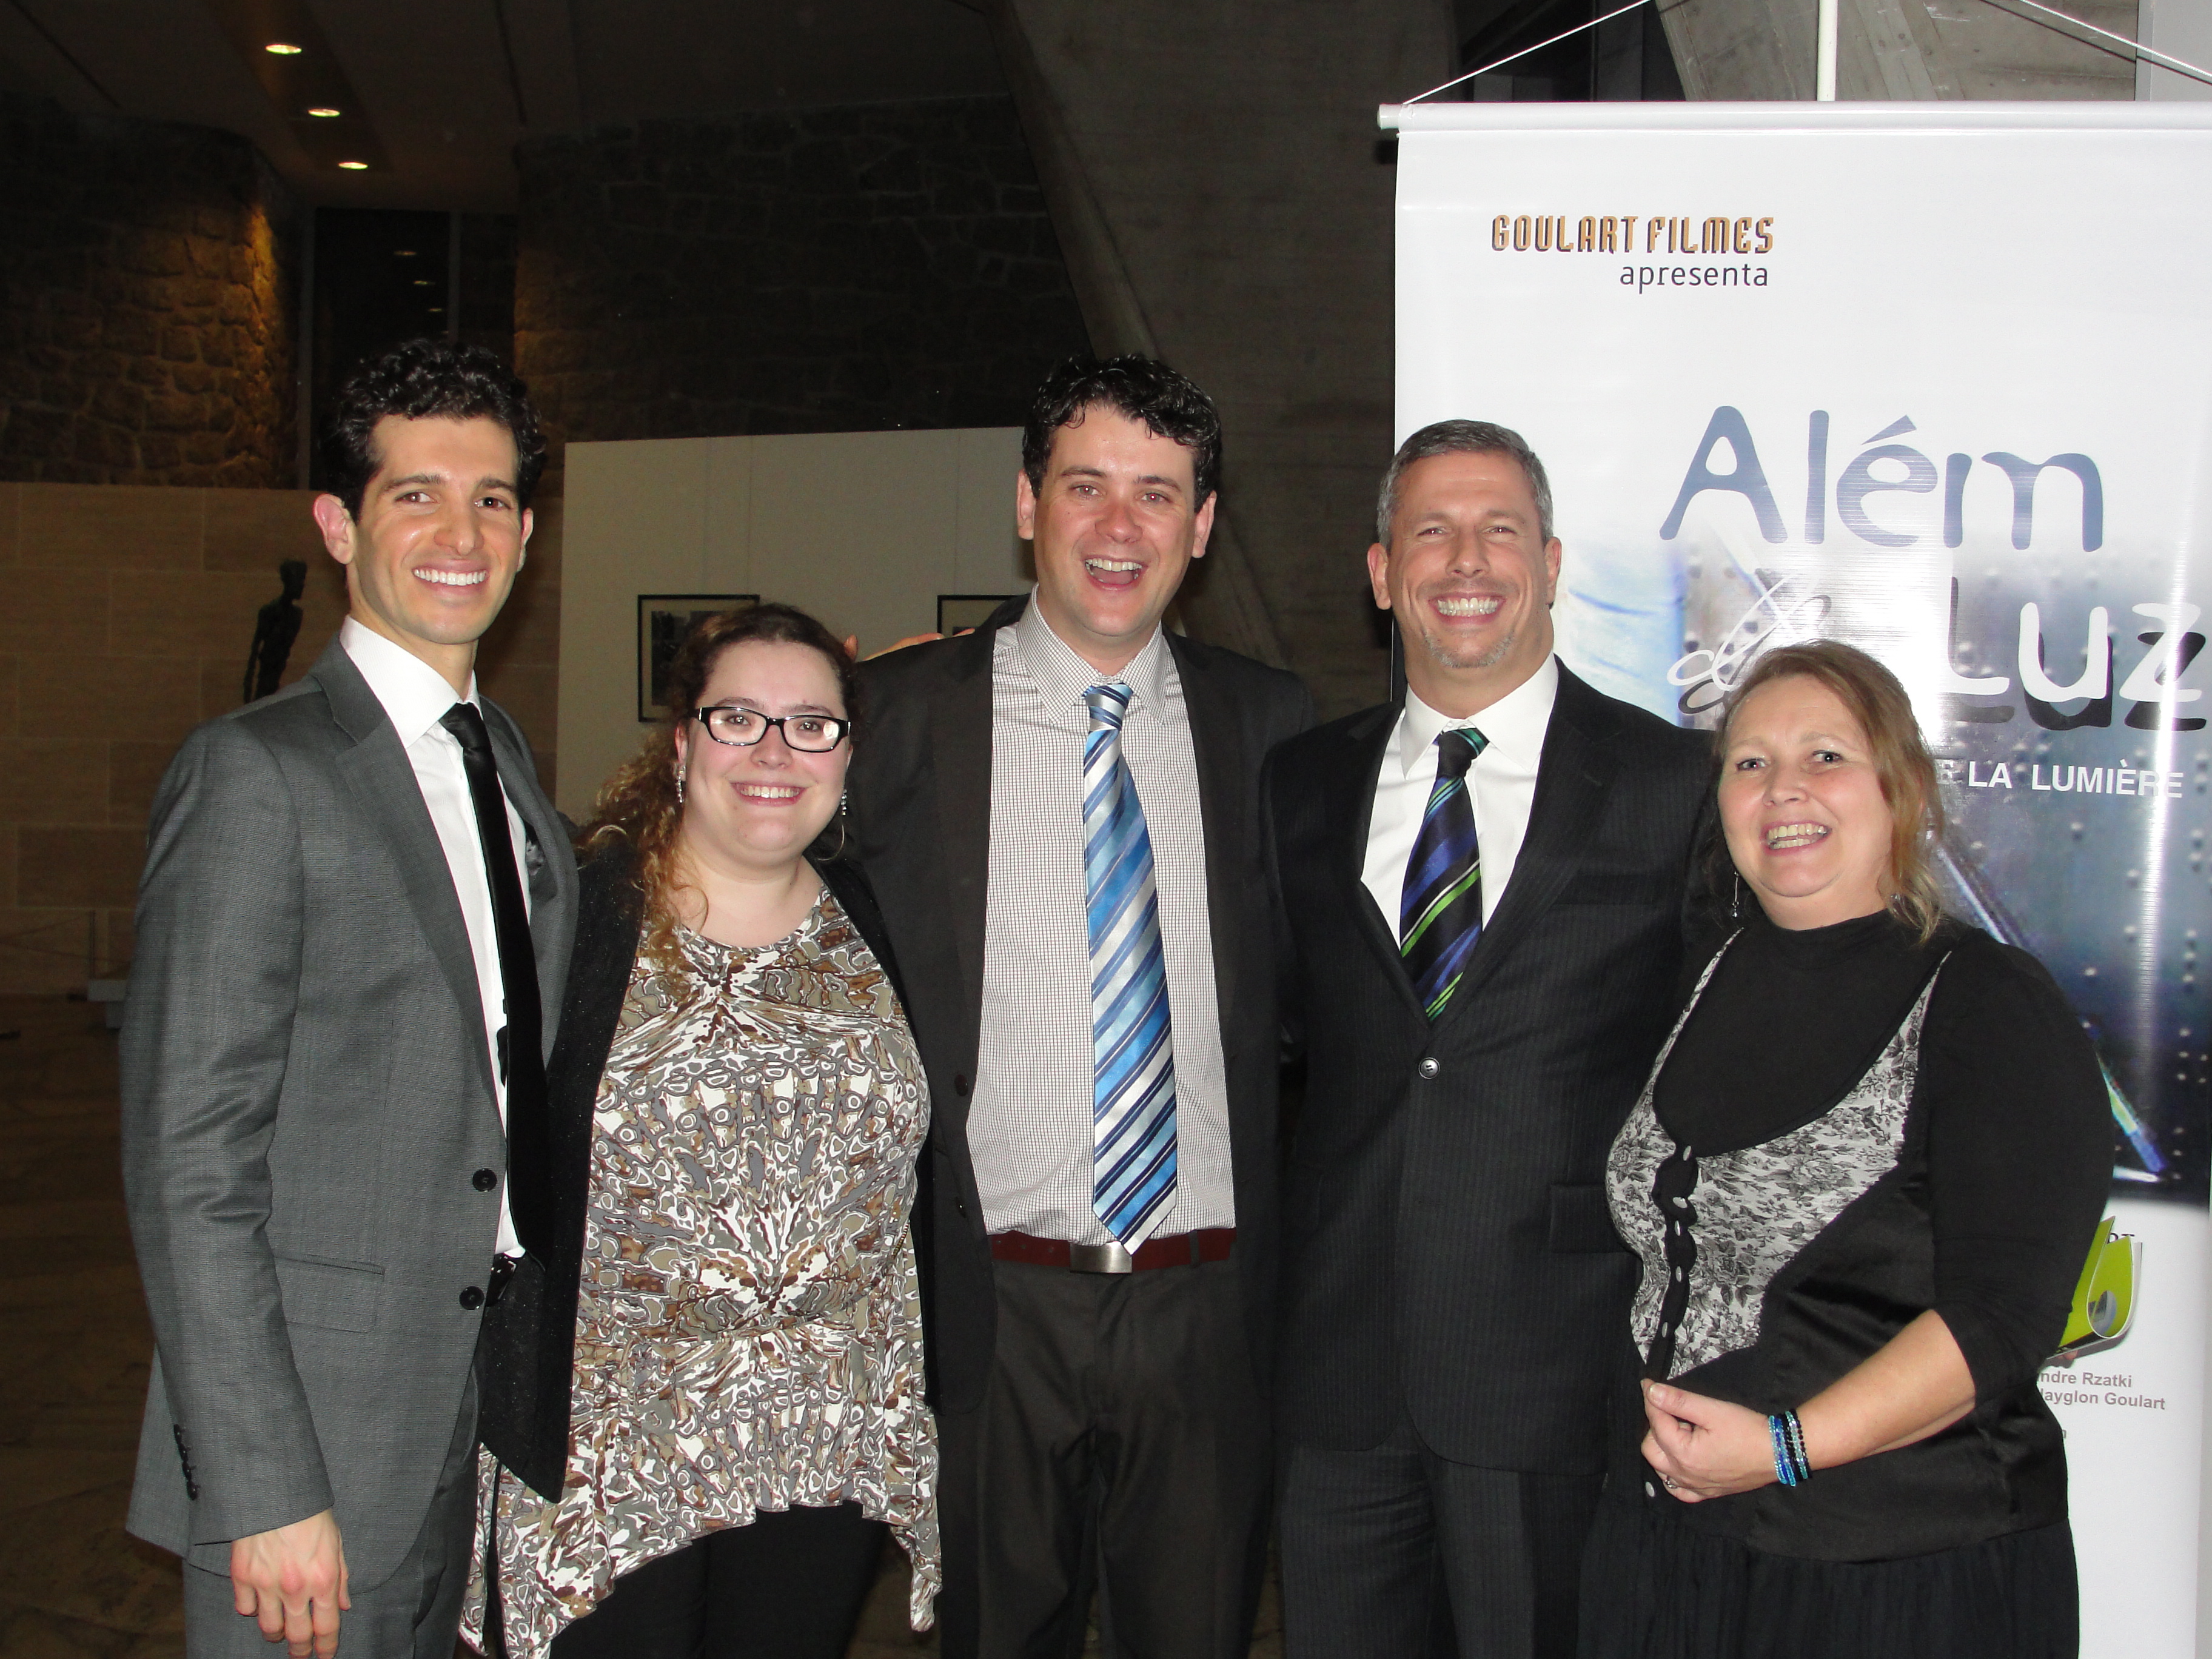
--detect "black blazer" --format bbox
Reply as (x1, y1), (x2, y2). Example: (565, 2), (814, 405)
(848, 597), (1315, 1414)
(1264, 664), (1710, 1473)
(474, 842), (909, 1500)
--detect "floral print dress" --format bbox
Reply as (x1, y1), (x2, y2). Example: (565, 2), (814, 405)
(463, 891), (937, 1657)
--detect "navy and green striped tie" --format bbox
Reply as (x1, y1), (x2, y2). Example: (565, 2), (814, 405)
(1401, 726), (1487, 1021)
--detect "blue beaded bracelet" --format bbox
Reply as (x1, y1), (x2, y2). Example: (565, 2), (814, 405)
(1768, 1409), (1812, 1487)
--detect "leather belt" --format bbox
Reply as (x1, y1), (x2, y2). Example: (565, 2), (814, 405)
(990, 1228), (1235, 1275)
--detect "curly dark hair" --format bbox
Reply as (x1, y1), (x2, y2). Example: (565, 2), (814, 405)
(1021, 354), (1223, 506)
(582, 602), (862, 969)
(321, 338), (548, 518)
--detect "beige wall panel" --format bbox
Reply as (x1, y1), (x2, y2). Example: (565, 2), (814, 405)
(556, 438), (714, 820)
(953, 427), (1032, 598)
(558, 429), (1034, 821)
(742, 429), (962, 653)
(701, 440), (756, 596)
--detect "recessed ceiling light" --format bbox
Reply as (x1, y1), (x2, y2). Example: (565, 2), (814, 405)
(338, 160), (368, 170)
(306, 107), (340, 118)
(265, 41), (302, 54)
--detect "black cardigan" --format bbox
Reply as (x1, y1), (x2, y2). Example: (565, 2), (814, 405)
(473, 841), (915, 1500)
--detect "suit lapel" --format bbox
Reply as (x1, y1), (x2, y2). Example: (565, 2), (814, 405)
(1169, 635), (1245, 1045)
(1436, 665), (1618, 1018)
(483, 704), (577, 1039)
(1329, 703), (1424, 1020)
(928, 630), (997, 1136)
(312, 641), (495, 1091)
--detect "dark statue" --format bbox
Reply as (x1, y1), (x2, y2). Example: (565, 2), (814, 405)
(243, 558), (308, 704)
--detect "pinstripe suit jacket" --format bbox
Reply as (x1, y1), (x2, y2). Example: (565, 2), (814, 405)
(1263, 664), (1709, 1472)
(121, 639), (577, 1587)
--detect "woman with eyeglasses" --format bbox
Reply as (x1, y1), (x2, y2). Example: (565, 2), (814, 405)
(464, 602), (936, 1658)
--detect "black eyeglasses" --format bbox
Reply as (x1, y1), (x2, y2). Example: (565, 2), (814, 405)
(691, 705), (851, 752)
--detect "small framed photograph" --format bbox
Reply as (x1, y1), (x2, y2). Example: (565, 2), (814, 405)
(638, 595), (756, 722)
(937, 594), (1022, 636)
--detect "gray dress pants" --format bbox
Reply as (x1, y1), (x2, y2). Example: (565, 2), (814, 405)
(181, 1377), (479, 1659)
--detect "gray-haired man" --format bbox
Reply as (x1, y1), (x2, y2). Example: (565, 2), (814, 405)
(1263, 421), (1709, 1657)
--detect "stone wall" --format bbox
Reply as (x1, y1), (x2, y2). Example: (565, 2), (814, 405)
(0, 482), (560, 994)
(0, 93), (300, 489)
(515, 96), (1089, 474)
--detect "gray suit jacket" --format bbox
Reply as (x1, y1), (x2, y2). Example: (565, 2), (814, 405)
(121, 638), (578, 1589)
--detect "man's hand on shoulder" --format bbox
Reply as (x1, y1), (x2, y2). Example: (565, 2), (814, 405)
(232, 1509), (349, 1658)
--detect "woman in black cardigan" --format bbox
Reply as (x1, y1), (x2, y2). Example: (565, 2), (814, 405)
(1583, 640), (2109, 1659)
(468, 603), (936, 1659)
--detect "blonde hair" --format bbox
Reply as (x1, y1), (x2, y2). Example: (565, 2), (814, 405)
(1714, 640), (1946, 943)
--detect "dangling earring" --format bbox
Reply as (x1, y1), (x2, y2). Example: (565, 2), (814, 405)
(675, 766), (686, 806)
(839, 789), (849, 817)
(1731, 870), (1744, 920)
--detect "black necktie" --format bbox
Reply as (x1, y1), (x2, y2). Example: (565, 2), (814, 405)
(440, 702), (552, 1258)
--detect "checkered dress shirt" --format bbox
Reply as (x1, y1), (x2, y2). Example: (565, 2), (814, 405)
(967, 602), (1236, 1244)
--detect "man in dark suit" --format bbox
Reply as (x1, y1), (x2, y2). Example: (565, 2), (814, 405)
(1264, 421), (1709, 1658)
(122, 341), (577, 1658)
(848, 355), (1312, 1658)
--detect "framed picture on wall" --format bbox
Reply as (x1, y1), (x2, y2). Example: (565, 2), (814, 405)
(937, 594), (1022, 636)
(638, 594), (757, 722)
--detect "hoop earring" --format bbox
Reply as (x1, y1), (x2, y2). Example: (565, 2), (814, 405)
(675, 766), (686, 806)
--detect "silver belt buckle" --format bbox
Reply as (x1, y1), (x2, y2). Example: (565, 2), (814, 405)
(1068, 1241), (1134, 1274)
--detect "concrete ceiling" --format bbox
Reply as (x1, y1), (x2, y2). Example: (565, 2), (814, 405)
(0, 0), (1007, 212)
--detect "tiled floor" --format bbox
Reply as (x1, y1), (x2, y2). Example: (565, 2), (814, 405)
(0, 996), (1279, 1659)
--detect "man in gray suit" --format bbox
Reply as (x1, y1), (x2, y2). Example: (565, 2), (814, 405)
(122, 339), (577, 1658)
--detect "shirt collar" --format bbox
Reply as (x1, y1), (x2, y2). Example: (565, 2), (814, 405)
(341, 616), (479, 746)
(1011, 594), (1171, 726)
(1393, 652), (1559, 779)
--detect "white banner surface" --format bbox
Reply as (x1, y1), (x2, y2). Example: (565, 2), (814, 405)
(1389, 102), (2212, 1655)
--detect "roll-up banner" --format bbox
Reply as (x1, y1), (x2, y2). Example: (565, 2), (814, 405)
(1384, 102), (2211, 1653)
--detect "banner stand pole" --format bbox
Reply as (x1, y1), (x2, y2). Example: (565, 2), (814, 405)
(1816, 0), (1838, 98)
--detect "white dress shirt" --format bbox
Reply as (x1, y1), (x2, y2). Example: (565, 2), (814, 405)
(967, 600), (1236, 1243)
(1361, 654), (1560, 936)
(341, 618), (532, 1258)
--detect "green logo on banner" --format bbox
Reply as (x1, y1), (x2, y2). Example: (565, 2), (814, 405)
(2055, 1217), (2139, 1361)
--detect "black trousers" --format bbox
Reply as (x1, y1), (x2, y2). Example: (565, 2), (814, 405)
(935, 1257), (1272, 1659)
(548, 1503), (885, 1659)
(1276, 1419), (1603, 1659)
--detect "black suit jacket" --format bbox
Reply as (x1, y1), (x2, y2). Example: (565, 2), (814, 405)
(1264, 663), (1709, 1473)
(848, 598), (1315, 1415)
(474, 842), (908, 1499)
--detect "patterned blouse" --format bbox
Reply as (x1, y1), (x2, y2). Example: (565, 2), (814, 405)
(463, 890), (938, 1655)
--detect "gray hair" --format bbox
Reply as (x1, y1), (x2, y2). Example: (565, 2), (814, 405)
(1375, 420), (1554, 546)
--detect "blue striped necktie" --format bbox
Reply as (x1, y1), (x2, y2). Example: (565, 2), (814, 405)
(1083, 682), (1178, 1247)
(1401, 726), (1488, 1021)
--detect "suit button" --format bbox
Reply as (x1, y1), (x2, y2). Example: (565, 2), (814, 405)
(459, 1285), (484, 1310)
(1418, 1057), (1440, 1079)
(954, 1074), (971, 1097)
(472, 1168), (497, 1191)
